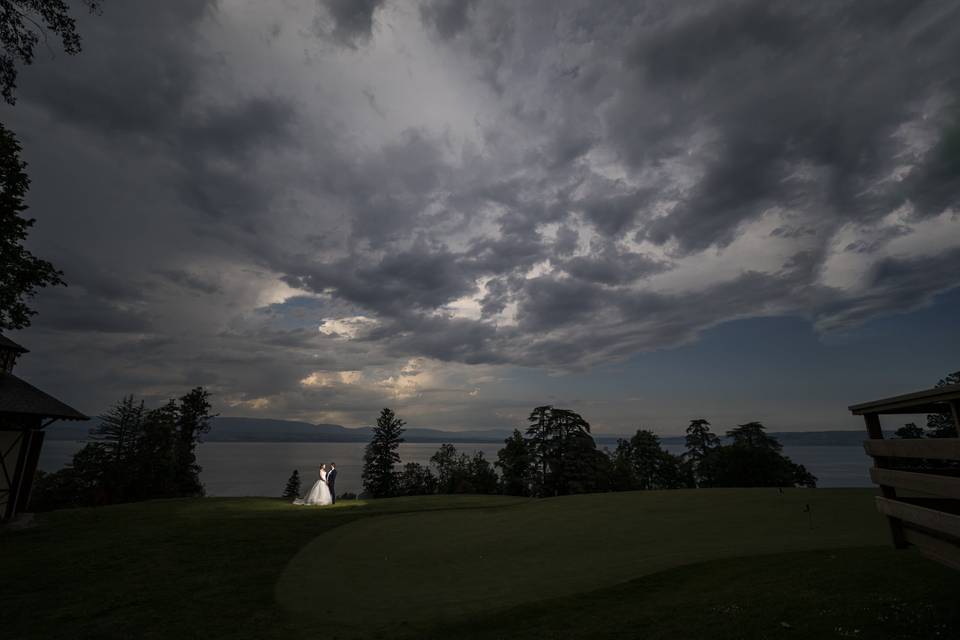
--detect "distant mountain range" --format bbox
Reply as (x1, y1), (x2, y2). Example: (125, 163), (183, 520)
(45, 416), (878, 446)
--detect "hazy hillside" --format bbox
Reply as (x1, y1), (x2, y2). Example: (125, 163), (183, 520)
(659, 430), (876, 447)
(45, 416), (877, 446)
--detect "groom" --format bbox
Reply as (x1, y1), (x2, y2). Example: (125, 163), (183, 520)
(327, 462), (337, 504)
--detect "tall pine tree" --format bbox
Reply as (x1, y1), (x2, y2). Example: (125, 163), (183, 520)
(87, 395), (145, 503)
(283, 470), (302, 499)
(362, 408), (405, 498)
(496, 429), (532, 496)
(683, 418), (719, 487)
(173, 387), (215, 497)
(90, 395), (145, 465)
(523, 406), (598, 497)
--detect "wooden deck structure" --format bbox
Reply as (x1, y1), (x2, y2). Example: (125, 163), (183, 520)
(850, 383), (960, 570)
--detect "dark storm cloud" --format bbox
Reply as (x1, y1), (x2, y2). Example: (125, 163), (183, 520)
(277, 0), (960, 373)
(896, 119), (960, 217)
(603, 0), (960, 253)
(557, 246), (669, 286)
(579, 190), (652, 238)
(419, 0), (477, 40)
(814, 247), (960, 331)
(288, 244), (476, 316)
(315, 0), (387, 49)
(514, 276), (606, 333)
(371, 314), (504, 364)
(18, 0), (215, 135)
(183, 98), (297, 159)
(157, 269), (223, 295)
(31, 289), (153, 334)
(8, 0), (960, 420)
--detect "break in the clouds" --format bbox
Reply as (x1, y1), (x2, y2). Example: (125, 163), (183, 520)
(5, 0), (960, 431)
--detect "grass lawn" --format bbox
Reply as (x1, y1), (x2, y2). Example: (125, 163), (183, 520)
(3, 489), (957, 639)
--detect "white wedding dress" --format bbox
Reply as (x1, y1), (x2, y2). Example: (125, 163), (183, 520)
(294, 468), (333, 506)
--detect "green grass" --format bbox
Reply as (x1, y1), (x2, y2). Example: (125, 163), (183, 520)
(2, 490), (956, 639)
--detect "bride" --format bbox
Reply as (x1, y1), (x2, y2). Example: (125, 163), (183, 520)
(293, 464), (333, 506)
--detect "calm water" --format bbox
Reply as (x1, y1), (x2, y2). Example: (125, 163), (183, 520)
(38, 441), (873, 497)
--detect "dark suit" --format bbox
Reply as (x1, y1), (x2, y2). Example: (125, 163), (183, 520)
(327, 468), (337, 503)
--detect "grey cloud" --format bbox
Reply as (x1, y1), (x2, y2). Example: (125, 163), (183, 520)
(31, 288), (153, 334)
(290, 246), (476, 316)
(183, 97), (297, 159)
(8, 0), (960, 423)
(373, 315), (504, 365)
(514, 276), (606, 333)
(579, 190), (650, 238)
(627, 2), (804, 86)
(157, 269), (222, 295)
(897, 120), (960, 217)
(606, 0), (960, 253)
(558, 247), (669, 286)
(553, 225), (578, 256)
(479, 277), (510, 318)
(17, 0), (216, 135)
(315, 0), (386, 49)
(420, 0), (476, 40)
(814, 247), (960, 332)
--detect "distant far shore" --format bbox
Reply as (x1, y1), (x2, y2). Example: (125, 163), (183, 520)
(43, 416), (878, 447)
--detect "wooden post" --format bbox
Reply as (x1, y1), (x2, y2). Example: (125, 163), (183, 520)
(863, 413), (907, 549)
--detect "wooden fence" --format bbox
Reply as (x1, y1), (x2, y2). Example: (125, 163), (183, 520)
(850, 383), (960, 570)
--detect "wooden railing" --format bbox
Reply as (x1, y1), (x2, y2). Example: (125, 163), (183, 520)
(851, 384), (960, 571)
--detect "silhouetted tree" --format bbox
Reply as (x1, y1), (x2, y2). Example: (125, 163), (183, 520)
(430, 444), (499, 494)
(283, 470), (302, 499)
(561, 430), (613, 493)
(1, 2), (104, 328)
(32, 388), (215, 509)
(468, 451), (500, 494)
(0, 0), (103, 105)
(894, 422), (925, 439)
(927, 371), (959, 438)
(0, 124), (64, 329)
(727, 421), (781, 450)
(612, 429), (687, 490)
(523, 406), (605, 496)
(362, 408), (405, 498)
(31, 467), (83, 511)
(496, 429), (532, 496)
(85, 395), (145, 503)
(397, 462), (437, 496)
(430, 443), (462, 493)
(703, 422), (816, 488)
(126, 399), (179, 500)
(90, 395), (144, 463)
(172, 387), (215, 497)
(525, 406), (553, 494)
(682, 418), (719, 487)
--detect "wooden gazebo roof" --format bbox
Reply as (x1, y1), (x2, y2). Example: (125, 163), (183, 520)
(0, 372), (88, 421)
(849, 383), (960, 416)
(0, 335), (28, 354)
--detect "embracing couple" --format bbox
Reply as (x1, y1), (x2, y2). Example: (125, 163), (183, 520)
(294, 462), (337, 506)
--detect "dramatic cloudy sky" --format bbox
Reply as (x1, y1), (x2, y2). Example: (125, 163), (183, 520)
(5, 0), (960, 434)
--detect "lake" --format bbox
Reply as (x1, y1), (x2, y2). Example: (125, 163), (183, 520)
(37, 441), (875, 497)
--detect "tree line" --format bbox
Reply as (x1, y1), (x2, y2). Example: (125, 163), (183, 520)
(360, 406), (817, 499)
(31, 388), (215, 511)
(893, 371), (960, 439)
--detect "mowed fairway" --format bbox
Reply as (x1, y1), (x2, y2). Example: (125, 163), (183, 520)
(4, 490), (956, 639)
(277, 488), (889, 636)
